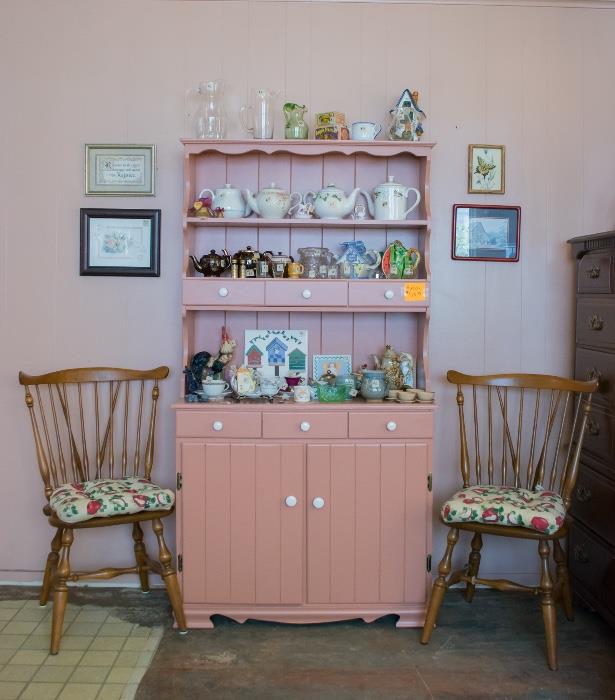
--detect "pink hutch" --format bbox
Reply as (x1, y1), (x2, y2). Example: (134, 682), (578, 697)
(174, 138), (435, 628)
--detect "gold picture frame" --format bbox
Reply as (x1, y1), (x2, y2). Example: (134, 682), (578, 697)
(468, 144), (505, 194)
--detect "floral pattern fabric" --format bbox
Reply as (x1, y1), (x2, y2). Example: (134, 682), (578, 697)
(441, 484), (566, 535)
(50, 477), (175, 524)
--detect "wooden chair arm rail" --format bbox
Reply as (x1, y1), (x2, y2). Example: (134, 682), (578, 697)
(19, 366), (169, 385)
(446, 369), (598, 393)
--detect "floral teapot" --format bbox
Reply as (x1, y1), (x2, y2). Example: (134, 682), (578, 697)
(361, 176), (421, 221)
(336, 240), (381, 279)
(244, 183), (301, 219)
(313, 184), (362, 220)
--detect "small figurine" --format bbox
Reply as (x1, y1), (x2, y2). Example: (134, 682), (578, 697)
(388, 89), (426, 142)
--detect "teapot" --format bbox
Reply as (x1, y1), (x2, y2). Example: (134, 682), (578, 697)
(382, 240), (421, 279)
(189, 249), (231, 277)
(236, 245), (260, 278)
(313, 184), (363, 220)
(373, 345), (404, 390)
(244, 183), (301, 219)
(361, 176), (421, 221)
(198, 184), (250, 219)
(336, 240), (381, 279)
(263, 250), (294, 278)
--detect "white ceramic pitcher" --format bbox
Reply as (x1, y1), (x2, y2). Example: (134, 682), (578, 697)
(362, 176), (421, 221)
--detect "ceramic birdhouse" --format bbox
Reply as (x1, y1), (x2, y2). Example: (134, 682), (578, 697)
(388, 89), (426, 142)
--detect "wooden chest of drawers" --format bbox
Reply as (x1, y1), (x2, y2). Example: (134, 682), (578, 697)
(569, 231), (615, 628)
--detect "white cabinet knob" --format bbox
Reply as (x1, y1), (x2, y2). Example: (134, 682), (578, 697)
(285, 495), (298, 508)
(386, 421), (397, 432)
(300, 421), (311, 432)
(212, 420), (223, 432)
(302, 289), (312, 299)
(218, 287), (229, 297)
(384, 289), (394, 300)
(312, 497), (325, 509)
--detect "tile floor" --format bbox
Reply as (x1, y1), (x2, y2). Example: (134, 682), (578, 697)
(0, 599), (163, 700)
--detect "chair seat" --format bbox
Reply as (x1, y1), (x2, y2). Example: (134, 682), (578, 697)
(440, 484), (566, 536)
(49, 477), (175, 524)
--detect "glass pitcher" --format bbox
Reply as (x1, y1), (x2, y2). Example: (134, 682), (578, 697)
(186, 80), (226, 139)
(240, 88), (278, 139)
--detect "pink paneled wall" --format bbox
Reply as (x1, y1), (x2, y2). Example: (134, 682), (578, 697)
(1, 0), (615, 585)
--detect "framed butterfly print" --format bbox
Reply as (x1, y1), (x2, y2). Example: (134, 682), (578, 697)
(468, 144), (505, 194)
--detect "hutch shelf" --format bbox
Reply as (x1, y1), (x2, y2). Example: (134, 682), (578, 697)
(175, 138), (436, 629)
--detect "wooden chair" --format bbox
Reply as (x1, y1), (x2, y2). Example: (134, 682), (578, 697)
(421, 371), (597, 670)
(18, 366), (187, 654)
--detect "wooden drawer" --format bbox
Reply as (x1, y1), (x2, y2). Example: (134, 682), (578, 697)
(575, 347), (615, 405)
(176, 410), (261, 438)
(349, 411), (433, 439)
(578, 254), (613, 294)
(348, 281), (427, 308)
(569, 522), (615, 617)
(571, 464), (615, 546)
(577, 298), (615, 350)
(183, 279), (265, 306)
(262, 412), (348, 438)
(265, 280), (347, 307)
(583, 405), (613, 464)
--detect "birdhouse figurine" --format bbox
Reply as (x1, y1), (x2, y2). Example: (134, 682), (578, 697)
(388, 89), (426, 142)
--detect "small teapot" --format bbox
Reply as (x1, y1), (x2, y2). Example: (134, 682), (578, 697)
(336, 240), (381, 279)
(198, 184), (250, 219)
(313, 184), (363, 220)
(362, 176), (421, 221)
(190, 249), (231, 277)
(236, 246), (260, 278)
(244, 183), (301, 219)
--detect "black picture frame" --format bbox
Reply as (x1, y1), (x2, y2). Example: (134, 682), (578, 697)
(80, 208), (160, 277)
(452, 204), (520, 262)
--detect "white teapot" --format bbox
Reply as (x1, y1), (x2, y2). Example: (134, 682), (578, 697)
(244, 183), (300, 219)
(198, 184), (250, 219)
(362, 176), (421, 221)
(313, 184), (362, 220)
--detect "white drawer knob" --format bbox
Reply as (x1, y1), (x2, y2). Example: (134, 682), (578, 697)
(312, 497), (325, 509)
(212, 420), (223, 432)
(302, 289), (312, 299)
(300, 421), (311, 432)
(218, 287), (229, 297)
(285, 495), (298, 508)
(384, 289), (394, 300)
(386, 421), (397, 432)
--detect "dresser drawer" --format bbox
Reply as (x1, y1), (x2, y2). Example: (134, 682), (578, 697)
(265, 280), (347, 307)
(577, 298), (615, 350)
(262, 412), (348, 438)
(583, 405), (613, 464)
(183, 279), (265, 306)
(348, 281), (427, 308)
(176, 410), (261, 438)
(349, 411), (433, 439)
(578, 254), (613, 294)
(575, 347), (615, 405)
(571, 465), (615, 546)
(569, 522), (615, 616)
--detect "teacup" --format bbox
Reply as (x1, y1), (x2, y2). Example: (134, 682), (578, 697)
(201, 379), (229, 397)
(260, 377), (281, 396)
(416, 389), (435, 402)
(350, 121), (382, 141)
(399, 390), (416, 403)
(285, 375), (304, 388)
(293, 385), (311, 402)
(286, 262), (305, 278)
(289, 202), (314, 219)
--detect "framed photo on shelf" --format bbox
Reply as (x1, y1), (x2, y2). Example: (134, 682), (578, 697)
(85, 144), (156, 195)
(468, 144), (505, 194)
(312, 354), (352, 380)
(80, 208), (161, 276)
(452, 204), (520, 262)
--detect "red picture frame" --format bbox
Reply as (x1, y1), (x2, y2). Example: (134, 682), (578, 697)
(452, 204), (520, 262)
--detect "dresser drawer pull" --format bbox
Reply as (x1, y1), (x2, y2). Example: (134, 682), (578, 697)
(300, 421), (311, 432)
(586, 264), (601, 279)
(212, 420), (223, 432)
(312, 497), (325, 509)
(586, 418), (600, 436)
(573, 544), (589, 564)
(587, 315), (604, 331)
(302, 289), (312, 299)
(576, 485), (592, 502)
(285, 495), (298, 508)
(386, 421), (397, 432)
(218, 287), (229, 298)
(384, 289), (394, 300)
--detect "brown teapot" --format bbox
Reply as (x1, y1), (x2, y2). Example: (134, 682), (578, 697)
(190, 249), (231, 277)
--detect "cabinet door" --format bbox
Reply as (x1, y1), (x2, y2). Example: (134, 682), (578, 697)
(179, 441), (304, 605)
(306, 442), (430, 605)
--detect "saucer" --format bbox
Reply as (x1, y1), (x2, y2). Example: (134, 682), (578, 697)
(416, 398), (435, 403)
(196, 389), (232, 398)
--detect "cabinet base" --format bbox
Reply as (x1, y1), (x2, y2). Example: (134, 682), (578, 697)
(183, 604), (426, 629)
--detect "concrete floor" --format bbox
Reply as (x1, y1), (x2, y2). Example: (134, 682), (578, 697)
(2, 586), (614, 699)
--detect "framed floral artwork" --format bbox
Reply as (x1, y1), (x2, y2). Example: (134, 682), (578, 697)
(452, 204), (520, 262)
(468, 144), (505, 194)
(80, 208), (161, 276)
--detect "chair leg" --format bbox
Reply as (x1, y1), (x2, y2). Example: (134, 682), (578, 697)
(421, 527), (460, 644)
(132, 522), (150, 593)
(152, 518), (187, 632)
(464, 532), (483, 603)
(40, 528), (63, 607)
(553, 538), (574, 621)
(50, 528), (74, 655)
(539, 539), (558, 671)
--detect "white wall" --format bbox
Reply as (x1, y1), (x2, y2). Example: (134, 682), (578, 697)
(1, 0), (614, 584)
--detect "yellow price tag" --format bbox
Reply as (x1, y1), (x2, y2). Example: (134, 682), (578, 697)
(404, 282), (427, 302)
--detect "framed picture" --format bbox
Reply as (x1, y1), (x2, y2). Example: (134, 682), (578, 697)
(244, 330), (308, 380)
(452, 204), (520, 262)
(312, 354), (352, 380)
(80, 208), (161, 276)
(468, 144), (505, 194)
(85, 144), (155, 195)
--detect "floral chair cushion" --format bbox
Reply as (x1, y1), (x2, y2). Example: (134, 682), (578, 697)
(441, 484), (566, 535)
(50, 477), (175, 524)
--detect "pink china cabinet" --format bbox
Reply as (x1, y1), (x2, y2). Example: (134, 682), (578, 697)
(174, 138), (435, 628)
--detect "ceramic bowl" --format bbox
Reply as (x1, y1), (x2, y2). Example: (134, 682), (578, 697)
(399, 390), (416, 403)
(415, 389), (435, 402)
